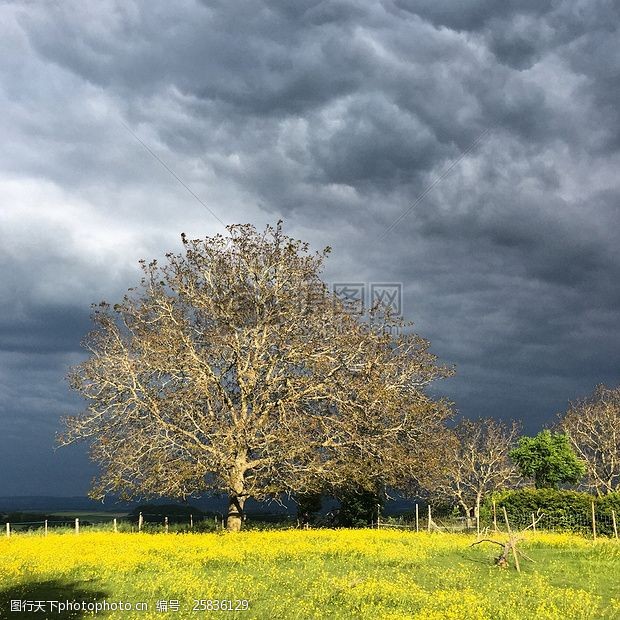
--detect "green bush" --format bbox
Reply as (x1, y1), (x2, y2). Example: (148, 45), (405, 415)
(487, 488), (620, 536)
(336, 487), (383, 527)
(127, 503), (205, 524)
(294, 493), (323, 525)
(598, 492), (620, 519)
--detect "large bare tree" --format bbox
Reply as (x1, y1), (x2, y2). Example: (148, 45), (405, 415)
(559, 384), (620, 495)
(435, 418), (520, 529)
(59, 222), (452, 530)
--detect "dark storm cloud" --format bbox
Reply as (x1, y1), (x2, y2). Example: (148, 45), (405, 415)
(1, 0), (619, 494)
(0, 306), (91, 354)
(394, 0), (555, 32)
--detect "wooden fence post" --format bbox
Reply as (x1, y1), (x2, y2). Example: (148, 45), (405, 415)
(44, 520), (48, 537)
(190, 514), (193, 530)
(427, 505), (432, 533)
(415, 503), (419, 533)
(113, 518), (118, 533)
(591, 501), (597, 541)
(138, 512), (143, 532)
(502, 507), (520, 573)
(75, 518), (79, 535)
(502, 507), (511, 533)
(6, 523), (10, 538)
(531, 513), (536, 533)
(612, 510), (618, 540)
(164, 516), (169, 534)
(377, 504), (381, 530)
(492, 500), (498, 532)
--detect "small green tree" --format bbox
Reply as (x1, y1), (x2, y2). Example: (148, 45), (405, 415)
(336, 485), (383, 527)
(509, 430), (585, 489)
(294, 492), (323, 525)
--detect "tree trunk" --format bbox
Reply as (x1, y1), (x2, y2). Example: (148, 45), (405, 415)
(459, 500), (472, 529)
(225, 454), (248, 532)
(226, 495), (246, 532)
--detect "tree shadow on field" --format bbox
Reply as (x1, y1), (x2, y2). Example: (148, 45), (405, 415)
(0, 579), (108, 619)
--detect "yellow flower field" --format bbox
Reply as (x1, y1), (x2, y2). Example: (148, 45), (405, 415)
(1, 529), (619, 619)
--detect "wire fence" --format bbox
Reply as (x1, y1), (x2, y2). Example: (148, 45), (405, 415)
(376, 502), (620, 540)
(1, 511), (303, 537)
(3, 513), (217, 537)
(3, 505), (619, 539)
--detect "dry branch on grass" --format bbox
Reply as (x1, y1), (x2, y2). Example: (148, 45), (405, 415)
(470, 510), (543, 571)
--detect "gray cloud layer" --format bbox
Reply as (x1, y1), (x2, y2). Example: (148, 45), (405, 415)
(1, 0), (618, 495)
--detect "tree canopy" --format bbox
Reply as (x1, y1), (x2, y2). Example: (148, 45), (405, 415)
(509, 430), (585, 489)
(560, 384), (620, 495)
(59, 222), (453, 530)
(436, 418), (519, 526)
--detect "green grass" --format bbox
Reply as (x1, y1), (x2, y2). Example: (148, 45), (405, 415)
(1, 530), (619, 619)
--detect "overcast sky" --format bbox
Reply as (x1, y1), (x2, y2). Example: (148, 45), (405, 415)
(1, 0), (619, 496)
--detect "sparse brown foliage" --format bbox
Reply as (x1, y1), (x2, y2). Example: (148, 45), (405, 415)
(560, 384), (620, 495)
(435, 418), (520, 527)
(59, 222), (452, 530)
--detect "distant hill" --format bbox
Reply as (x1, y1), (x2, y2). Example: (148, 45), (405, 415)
(0, 495), (266, 514)
(0, 496), (133, 512)
(0, 494), (417, 515)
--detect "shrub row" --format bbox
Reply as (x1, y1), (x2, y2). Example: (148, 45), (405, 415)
(485, 488), (620, 536)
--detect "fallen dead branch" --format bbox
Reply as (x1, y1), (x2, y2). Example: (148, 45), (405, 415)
(469, 509), (543, 571)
